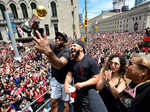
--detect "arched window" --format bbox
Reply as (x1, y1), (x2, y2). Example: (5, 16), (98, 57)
(10, 3), (18, 19)
(0, 4), (6, 20)
(71, 0), (73, 5)
(20, 3), (28, 18)
(51, 2), (57, 17)
(134, 22), (138, 31)
(0, 31), (2, 40)
(30, 2), (36, 10)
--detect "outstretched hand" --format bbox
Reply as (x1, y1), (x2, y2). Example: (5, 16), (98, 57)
(75, 82), (84, 90)
(33, 30), (52, 54)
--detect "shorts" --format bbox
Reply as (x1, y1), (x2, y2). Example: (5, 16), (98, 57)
(50, 77), (70, 101)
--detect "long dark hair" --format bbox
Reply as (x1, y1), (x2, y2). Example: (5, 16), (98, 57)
(105, 54), (126, 76)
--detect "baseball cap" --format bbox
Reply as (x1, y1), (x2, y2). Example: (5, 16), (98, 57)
(55, 32), (68, 43)
(133, 54), (150, 70)
(75, 40), (86, 53)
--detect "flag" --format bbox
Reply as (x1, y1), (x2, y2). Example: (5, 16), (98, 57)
(5, 27), (10, 39)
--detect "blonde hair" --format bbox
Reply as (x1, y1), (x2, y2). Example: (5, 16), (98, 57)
(133, 54), (150, 70)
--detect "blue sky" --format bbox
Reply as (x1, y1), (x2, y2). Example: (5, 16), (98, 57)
(78, 0), (135, 19)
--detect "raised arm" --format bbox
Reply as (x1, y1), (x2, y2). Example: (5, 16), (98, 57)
(33, 31), (68, 69)
(96, 68), (106, 91)
(46, 51), (68, 69)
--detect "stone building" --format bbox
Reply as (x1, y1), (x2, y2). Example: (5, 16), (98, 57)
(0, 0), (80, 42)
(88, 11), (118, 33)
(89, 1), (150, 33)
(135, 0), (150, 6)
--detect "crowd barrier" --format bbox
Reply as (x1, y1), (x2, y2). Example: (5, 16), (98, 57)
(21, 91), (51, 112)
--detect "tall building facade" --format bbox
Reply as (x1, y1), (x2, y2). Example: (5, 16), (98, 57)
(88, 1), (150, 33)
(0, 0), (80, 42)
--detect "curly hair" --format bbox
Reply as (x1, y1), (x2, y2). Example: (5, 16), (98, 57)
(104, 54), (126, 76)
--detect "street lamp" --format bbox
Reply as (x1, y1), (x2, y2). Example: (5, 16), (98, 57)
(73, 6), (77, 41)
(5, 11), (21, 61)
(85, 0), (88, 46)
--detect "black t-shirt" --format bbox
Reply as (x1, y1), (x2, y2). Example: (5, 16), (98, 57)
(128, 81), (150, 112)
(69, 55), (99, 92)
(50, 44), (70, 84)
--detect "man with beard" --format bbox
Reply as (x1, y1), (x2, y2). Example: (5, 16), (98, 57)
(33, 31), (70, 112)
(64, 41), (101, 112)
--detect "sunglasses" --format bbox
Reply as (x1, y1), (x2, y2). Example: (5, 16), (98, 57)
(110, 61), (120, 66)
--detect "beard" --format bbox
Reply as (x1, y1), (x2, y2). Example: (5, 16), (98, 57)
(71, 50), (80, 60)
(55, 43), (64, 49)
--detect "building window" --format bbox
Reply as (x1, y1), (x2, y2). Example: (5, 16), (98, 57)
(71, 0), (73, 5)
(133, 17), (134, 21)
(0, 4), (6, 20)
(72, 11), (74, 18)
(10, 3), (18, 19)
(54, 24), (58, 34)
(134, 22), (138, 31)
(136, 17), (138, 20)
(30, 2), (37, 10)
(20, 3), (28, 18)
(27, 32), (31, 37)
(51, 2), (57, 17)
(139, 16), (141, 20)
(45, 24), (50, 36)
(0, 31), (2, 40)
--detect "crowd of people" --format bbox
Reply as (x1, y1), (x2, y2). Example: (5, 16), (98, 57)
(0, 42), (51, 112)
(0, 30), (150, 112)
(87, 32), (144, 67)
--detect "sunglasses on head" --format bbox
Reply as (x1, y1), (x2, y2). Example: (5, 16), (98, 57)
(55, 36), (64, 41)
(110, 61), (120, 66)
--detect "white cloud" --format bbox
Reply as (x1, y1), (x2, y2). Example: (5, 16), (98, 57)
(83, 0), (135, 19)
(128, 0), (135, 9)
(87, 1), (113, 19)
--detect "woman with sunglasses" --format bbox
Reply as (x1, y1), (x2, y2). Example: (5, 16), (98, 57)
(120, 54), (150, 112)
(96, 54), (127, 112)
